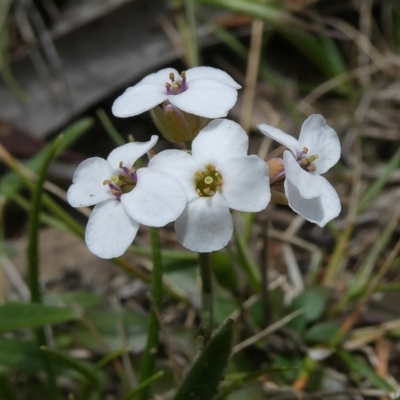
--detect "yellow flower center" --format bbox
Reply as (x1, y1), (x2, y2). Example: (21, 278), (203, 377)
(194, 164), (223, 197)
(103, 162), (138, 198)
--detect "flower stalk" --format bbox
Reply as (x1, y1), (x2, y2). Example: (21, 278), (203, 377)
(138, 227), (163, 400)
(199, 252), (213, 343)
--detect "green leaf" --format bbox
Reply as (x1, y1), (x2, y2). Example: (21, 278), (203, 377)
(0, 303), (81, 331)
(288, 287), (328, 334)
(173, 318), (234, 400)
(304, 321), (340, 343)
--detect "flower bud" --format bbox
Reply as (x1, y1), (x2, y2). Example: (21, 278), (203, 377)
(267, 158), (285, 184)
(150, 102), (210, 143)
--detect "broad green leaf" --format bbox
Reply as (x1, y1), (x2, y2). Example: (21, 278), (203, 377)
(173, 318), (234, 400)
(0, 302), (81, 331)
(288, 287), (328, 333)
(304, 321), (340, 343)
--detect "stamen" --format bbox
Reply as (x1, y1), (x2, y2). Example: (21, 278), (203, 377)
(303, 146), (308, 154)
(180, 71), (186, 79)
(195, 171), (203, 180)
(169, 72), (175, 81)
(103, 179), (111, 185)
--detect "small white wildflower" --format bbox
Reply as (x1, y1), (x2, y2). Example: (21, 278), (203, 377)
(112, 66), (241, 119)
(150, 119), (271, 252)
(67, 136), (187, 258)
(258, 114), (341, 227)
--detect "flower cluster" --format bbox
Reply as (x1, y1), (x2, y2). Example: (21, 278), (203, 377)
(68, 66), (341, 258)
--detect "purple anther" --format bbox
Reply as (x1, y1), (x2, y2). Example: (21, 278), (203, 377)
(109, 183), (122, 198)
(130, 171), (138, 181)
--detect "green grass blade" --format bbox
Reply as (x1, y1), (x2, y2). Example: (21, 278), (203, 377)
(0, 118), (93, 200)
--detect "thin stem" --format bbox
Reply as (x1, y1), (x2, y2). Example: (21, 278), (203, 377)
(260, 219), (271, 328)
(199, 252), (213, 343)
(184, 0), (199, 66)
(27, 136), (62, 399)
(138, 227), (163, 400)
(96, 108), (125, 146)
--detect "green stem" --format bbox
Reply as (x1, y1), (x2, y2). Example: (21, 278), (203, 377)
(138, 227), (163, 400)
(199, 252), (213, 343)
(96, 109), (125, 146)
(27, 136), (62, 399)
(184, 0), (200, 66)
(260, 220), (270, 328)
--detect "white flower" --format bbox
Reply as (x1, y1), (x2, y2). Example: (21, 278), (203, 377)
(258, 114), (341, 227)
(112, 66), (241, 119)
(67, 136), (187, 259)
(149, 119), (271, 252)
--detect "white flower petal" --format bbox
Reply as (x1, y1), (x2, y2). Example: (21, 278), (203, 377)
(284, 151), (321, 199)
(175, 193), (233, 252)
(298, 114), (341, 174)
(137, 68), (180, 85)
(112, 83), (167, 117)
(121, 167), (187, 227)
(107, 136), (158, 168)
(218, 155), (270, 212)
(169, 79), (239, 118)
(67, 158), (114, 207)
(257, 123), (299, 156)
(285, 175), (341, 227)
(192, 119), (248, 166)
(186, 66), (241, 88)
(85, 200), (139, 259)
(149, 149), (201, 201)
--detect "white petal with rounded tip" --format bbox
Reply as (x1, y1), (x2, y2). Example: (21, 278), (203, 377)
(218, 155), (270, 212)
(298, 114), (341, 174)
(149, 149), (201, 201)
(137, 68), (180, 85)
(192, 119), (248, 166)
(112, 83), (167, 117)
(85, 200), (139, 259)
(169, 79), (238, 118)
(121, 167), (187, 227)
(67, 158), (114, 207)
(186, 66), (241, 88)
(285, 174), (341, 227)
(284, 151), (321, 199)
(175, 193), (233, 252)
(107, 136), (158, 168)
(257, 123), (299, 156)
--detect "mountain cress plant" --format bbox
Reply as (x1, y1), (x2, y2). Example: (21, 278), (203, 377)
(68, 66), (342, 258)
